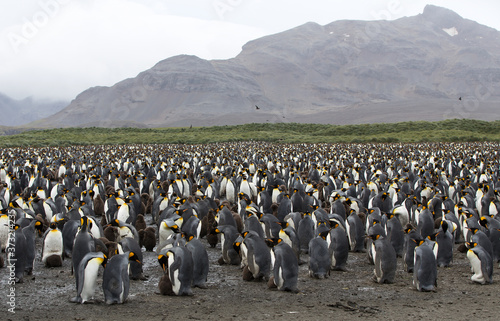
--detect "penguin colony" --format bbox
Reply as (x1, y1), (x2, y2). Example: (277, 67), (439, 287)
(1, 141), (499, 306)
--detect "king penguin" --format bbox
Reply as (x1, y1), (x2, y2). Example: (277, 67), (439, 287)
(404, 225), (423, 273)
(385, 212), (405, 257)
(22, 219), (41, 275)
(70, 252), (107, 303)
(42, 222), (64, 267)
(328, 221), (349, 271)
(7, 223), (27, 283)
(435, 220), (454, 267)
(466, 242), (493, 285)
(0, 210), (10, 252)
(102, 251), (141, 304)
(413, 239), (438, 291)
(298, 212), (315, 254)
(345, 209), (365, 252)
(215, 225), (241, 265)
(308, 231), (331, 279)
(239, 230), (271, 281)
(72, 216), (95, 275)
(368, 230), (397, 284)
(164, 246), (194, 296)
(186, 235), (209, 289)
(267, 238), (299, 292)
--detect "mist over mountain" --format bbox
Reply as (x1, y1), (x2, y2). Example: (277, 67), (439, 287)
(28, 5), (500, 128)
(0, 93), (68, 126)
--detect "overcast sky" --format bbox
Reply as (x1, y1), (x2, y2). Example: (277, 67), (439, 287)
(1, 0), (499, 101)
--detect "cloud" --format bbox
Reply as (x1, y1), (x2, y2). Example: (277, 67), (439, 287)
(0, 0), (266, 100)
(0, 0), (499, 101)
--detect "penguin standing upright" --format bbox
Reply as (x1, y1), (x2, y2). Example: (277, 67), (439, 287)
(102, 251), (141, 304)
(479, 216), (500, 263)
(42, 222), (64, 267)
(385, 213), (405, 257)
(70, 252), (107, 303)
(238, 231), (271, 281)
(267, 238), (299, 292)
(72, 217), (95, 275)
(7, 224), (27, 283)
(62, 219), (79, 258)
(186, 236), (209, 289)
(23, 219), (42, 275)
(466, 242), (493, 285)
(298, 212), (315, 254)
(164, 246), (194, 296)
(0, 211), (10, 251)
(346, 209), (365, 253)
(308, 232), (331, 279)
(413, 239), (438, 292)
(435, 220), (454, 267)
(417, 206), (435, 239)
(404, 225), (423, 273)
(368, 230), (397, 284)
(119, 237), (144, 280)
(328, 221), (349, 271)
(215, 225), (241, 265)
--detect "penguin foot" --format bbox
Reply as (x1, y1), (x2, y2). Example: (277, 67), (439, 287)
(267, 276), (277, 289)
(69, 296), (82, 304)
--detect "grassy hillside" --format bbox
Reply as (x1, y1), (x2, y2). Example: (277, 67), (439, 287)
(0, 119), (499, 147)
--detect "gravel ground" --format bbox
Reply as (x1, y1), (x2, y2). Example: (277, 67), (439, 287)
(2, 216), (500, 321)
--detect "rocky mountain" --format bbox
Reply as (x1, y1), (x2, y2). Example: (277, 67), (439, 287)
(33, 5), (500, 128)
(0, 93), (67, 126)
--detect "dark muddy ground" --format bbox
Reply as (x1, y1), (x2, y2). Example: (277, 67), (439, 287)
(2, 215), (500, 321)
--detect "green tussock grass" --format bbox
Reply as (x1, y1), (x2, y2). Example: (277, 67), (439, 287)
(1, 119), (499, 147)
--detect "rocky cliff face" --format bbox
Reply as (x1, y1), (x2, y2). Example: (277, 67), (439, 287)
(34, 5), (500, 128)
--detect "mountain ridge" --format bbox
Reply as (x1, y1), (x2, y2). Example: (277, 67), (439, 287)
(26, 5), (500, 128)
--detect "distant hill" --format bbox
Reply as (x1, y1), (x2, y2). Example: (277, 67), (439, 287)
(0, 93), (67, 126)
(30, 5), (500, 128)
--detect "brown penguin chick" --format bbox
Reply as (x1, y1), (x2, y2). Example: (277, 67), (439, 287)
(357, 212), (367, 227)
(93, 194), (105, 217)
(103, 226), (119, 242)
(434, 216), (442, 229)
(105, 241), (119, 259)
(207, 229), (219, 248)
(105, 185), (115, 195)
(271, 203), (279, 217)
(242, 265), (254, 281)
(200, 216), (209, 239)
(94, 238), (109, 257)
(44, 255), (62, 268)
(135, 214), (147, 231)
(141, 193), (152, 214)
(207, 209), (216, 227)
(233, 213), (244, 233)
(158, 273), (174, 296)
(100, 215), (108, 227)
(139, 227), (156, 251)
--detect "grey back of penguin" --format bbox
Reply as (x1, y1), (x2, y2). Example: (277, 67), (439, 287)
(413, 240), (438, 291)
(102, 252), (131, 304)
